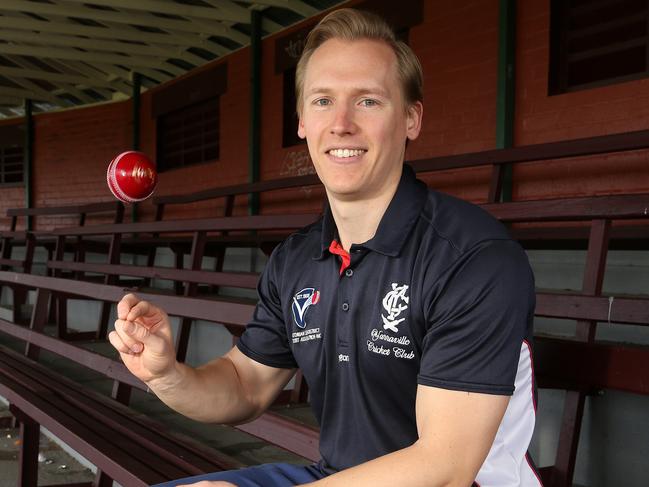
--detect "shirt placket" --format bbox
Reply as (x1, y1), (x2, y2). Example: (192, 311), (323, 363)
(329, 240), (355, 347)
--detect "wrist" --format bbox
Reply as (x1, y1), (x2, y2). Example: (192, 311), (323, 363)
(146, 360), (185, 393)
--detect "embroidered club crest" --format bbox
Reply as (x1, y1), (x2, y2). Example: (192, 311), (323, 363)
(292, 287), (320, 328)
(381, 283), (409, 333)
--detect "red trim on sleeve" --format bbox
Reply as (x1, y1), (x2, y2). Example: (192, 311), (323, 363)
(329, 240), (351, 275)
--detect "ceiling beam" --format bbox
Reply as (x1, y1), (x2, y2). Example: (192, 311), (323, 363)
(80, 15), (231, 57)
(0, 110), (19, 118)
(0, 44), (187, 75)
(0, 86), (62, 104)
(1, 29), (198, 60)
(0, 14), (216, 48)
(1, 76), (66, 105)
(0, 96), (22, 105)
(0, 65), (114, 88)
(200, 0), (283, 32)
(233, 0), (319, 17)
(2, 55), (83, 105)
(46, 59), (133, 96)
(63, 0), (248, 24)
(2, 0), (248, 42)
(4, 55), (98, 105)
(1, 11), (231, 57)
(130, 67), (174, 84)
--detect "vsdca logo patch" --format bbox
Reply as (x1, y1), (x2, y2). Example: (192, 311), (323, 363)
(292, 287), (320, 328)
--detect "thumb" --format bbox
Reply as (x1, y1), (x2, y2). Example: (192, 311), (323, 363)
(123, 320), (169, 355)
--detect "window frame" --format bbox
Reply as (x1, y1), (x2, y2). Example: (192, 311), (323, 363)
(156, 95), (221, 173)
(549, 0), (649, 95)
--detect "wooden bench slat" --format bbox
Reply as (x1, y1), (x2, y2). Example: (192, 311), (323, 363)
(0, 258), (26, 268)
(49, 213), (321, 236)
(0, 345), (236, 474)
(47, 261), (260, 289)
(236, 411), (320, 461)
(0, 271), (255, 325)
(483, 194), (649, 222)
(0, 356), (158, 486)
(153, 174), (321, 205)
(410, 128), (649, 172)
(0, 345), (241, 479)
(536, 292), (649, 326)
(0, 318), (143, 388)
(6, 202), (123, 217)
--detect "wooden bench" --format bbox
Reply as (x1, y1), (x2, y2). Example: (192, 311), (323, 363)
(0, 270), (320, 486)
(1, 201), (124, 268)
(141, 128), (649, 268)
(49, 192), (649, 483)
(484, 192), (649, 487)
(45, 213), (319, 353)
(141, 174), (323, 286)
(1, 189), (648, 486)
(0, 201), (125, 324)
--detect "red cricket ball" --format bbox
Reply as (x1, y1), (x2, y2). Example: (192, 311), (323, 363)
(107, 151), (158, 203)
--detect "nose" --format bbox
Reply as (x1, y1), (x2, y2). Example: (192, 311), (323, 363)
(329, 104), (357, 136)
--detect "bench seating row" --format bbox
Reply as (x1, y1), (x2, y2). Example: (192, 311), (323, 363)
(0, 189), (647, 485)
(1, 129), (649, 486)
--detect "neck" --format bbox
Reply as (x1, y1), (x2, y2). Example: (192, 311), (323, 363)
(328, 178), (400, 252)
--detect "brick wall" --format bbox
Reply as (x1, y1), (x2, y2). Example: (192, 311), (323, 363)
(31, 102), (131, 229)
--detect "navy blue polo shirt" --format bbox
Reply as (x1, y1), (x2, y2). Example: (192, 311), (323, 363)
(237, 165), (539, 483)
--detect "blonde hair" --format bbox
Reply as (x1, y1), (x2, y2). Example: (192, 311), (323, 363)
(295, 8), (423, 115)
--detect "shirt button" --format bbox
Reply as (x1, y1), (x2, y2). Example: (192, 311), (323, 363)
(345, 268), (353, 277)
(342, 302), (349, 312)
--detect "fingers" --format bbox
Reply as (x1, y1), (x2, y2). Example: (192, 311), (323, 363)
(109, 321), (144, 354)
(117, 293), (140, 320)
(117, 295), (166, 329)
(108, 329), (138, 356)
(126, 299), (160, 324)
(112, 318), (168, 354)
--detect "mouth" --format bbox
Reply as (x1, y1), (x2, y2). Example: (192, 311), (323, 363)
(326, 148), (367, 159)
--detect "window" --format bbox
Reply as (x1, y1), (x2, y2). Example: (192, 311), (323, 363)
(0, 125), (25, 185)
(0, 146), (24, 185)
(152, 63), (227, 171)
(156, 97), (220, 172)
(550, 0), (649, 94)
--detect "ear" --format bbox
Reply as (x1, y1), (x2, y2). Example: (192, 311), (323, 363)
(405, 101), (423, 141)
(297, 113), (306, 139)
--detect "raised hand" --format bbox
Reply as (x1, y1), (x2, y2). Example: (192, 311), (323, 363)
(108, 293), (177, 384)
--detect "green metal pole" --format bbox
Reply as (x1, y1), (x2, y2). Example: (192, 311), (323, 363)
(131, 72), (141, 222)
(24, 99), (34, 231)
(248, 10), (262, 216)
(496, 0), (516, 202)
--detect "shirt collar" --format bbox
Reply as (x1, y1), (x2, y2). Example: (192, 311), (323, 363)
(315, 164), (427, 259)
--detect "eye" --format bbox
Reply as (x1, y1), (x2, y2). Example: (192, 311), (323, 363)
(360, 98), (379, 107)
(313, 98), (331, 107)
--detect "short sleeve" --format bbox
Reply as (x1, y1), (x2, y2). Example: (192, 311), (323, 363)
(236, 243), (298, 369)
(418, 239), (535, 395)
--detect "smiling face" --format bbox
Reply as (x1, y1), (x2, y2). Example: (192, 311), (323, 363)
(298, 38), (423, 203)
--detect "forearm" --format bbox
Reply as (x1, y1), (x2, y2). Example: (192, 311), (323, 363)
(299, 440), (476, 487)
(146, 355), (259, 424)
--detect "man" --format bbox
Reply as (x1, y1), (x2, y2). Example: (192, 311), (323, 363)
(110, 8), (542, 487)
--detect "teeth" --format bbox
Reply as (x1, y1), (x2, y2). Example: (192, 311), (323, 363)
(329, 149), (365, 158)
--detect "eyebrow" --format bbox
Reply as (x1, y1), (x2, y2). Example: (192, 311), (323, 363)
(305, 86), (390, 98)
